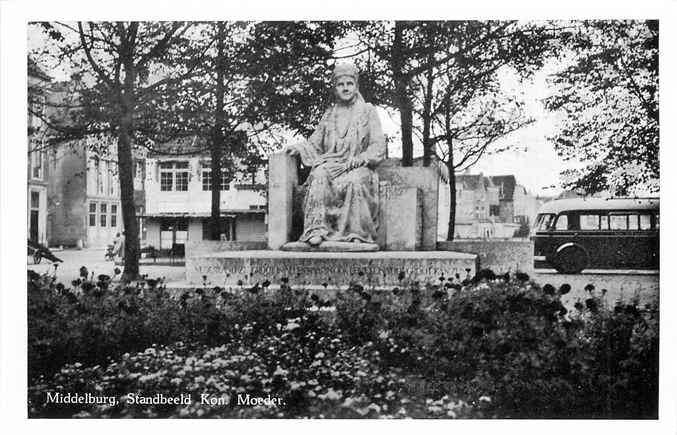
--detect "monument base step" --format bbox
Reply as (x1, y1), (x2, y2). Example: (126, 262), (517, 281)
(186, 250), (478, 289)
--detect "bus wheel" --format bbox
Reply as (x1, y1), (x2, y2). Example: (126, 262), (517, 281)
(554, 246), (588, 274)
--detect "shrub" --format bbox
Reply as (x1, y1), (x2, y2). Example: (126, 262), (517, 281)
(333, 277), (659, 418)
(27, 270), (658, 418)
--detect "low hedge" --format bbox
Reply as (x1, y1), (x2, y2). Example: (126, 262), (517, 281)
(27, 269), (658, 418)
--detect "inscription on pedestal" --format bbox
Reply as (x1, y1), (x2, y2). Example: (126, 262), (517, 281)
(186, 251), (478, 289)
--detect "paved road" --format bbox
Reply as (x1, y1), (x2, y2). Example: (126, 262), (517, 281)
(533, 269), (659, 309)
(27, 248), (185, 284)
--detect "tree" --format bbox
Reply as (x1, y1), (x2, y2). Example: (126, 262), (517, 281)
(545, 20), (659, 195)
(31, 21), (196, 279)
(351, 21), (555, 239)
(141, 21), (349, 239)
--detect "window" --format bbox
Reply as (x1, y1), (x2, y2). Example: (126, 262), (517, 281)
(175, 171), (189, 191)
(489, 205), (500, 216)
(111, 204), (117, 227)
(30, 191), (40, 209)
(534, 214), (554, 231)
(627, 215), (639, 230)
(554, 214), (569, 231)
(202, 169), (230, 191)
(609, 214), (628, 230)
(89, 202), (97, 226)
(639, 214), (651, 230)
(159, 161), (189, 191)
(202, 170), (212, 191)
(221, 174), (230, 191)
(202, 217), (233, 240)
(160, 171), (173, 191)
(100, 203), (107, 227)
(655, 214), (659, 229)
(580, 214), (600, 230)
(30, 140), (43, 179)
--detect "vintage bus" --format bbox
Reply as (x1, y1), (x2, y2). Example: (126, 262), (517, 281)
(531, 197), (659, 273)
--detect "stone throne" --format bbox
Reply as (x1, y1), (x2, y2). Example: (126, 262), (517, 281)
(267, 151), (442, 251)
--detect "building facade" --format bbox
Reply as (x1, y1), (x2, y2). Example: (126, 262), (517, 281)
(47, 137), (144, 248)
(143, 152), (267, 256)
(27, 59), (50, 245)
(453, 173), (506, 238)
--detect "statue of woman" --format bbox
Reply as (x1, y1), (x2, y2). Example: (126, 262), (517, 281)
(285, 63), (385, 248)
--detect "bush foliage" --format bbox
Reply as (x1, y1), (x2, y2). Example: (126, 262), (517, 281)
(27, 269), (658, 418)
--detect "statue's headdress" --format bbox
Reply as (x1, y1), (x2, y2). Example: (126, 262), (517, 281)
(331, 63), (359, 84)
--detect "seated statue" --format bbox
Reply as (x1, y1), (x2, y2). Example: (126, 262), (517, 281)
(283, 63), (385, 250)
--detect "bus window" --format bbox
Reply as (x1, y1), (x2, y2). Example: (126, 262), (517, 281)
(609, 214), (628, 230)
(600, 215), (609, 230)
(627, 215), (639, 230)
(655, 214), (659, 229)
(554, 214), (569, 231)
(639, 214), (651, 230)
(534, 214), (554, 231)
(580, 214), (600, 230)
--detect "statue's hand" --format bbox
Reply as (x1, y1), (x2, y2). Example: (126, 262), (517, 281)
(284, 143), (300, 156)
(346, 157), (366, 171)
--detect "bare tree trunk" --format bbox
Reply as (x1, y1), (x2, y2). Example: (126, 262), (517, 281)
(444, 104), (456, 241)
(446, 155), (456, 241)
(392, 21), (413, 167)
(422, 28), (435, 167)
(119, 49), (139, 279)
(210, 23), (226, 240)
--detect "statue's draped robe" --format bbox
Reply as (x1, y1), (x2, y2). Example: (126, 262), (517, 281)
(294, 97), (385, 243)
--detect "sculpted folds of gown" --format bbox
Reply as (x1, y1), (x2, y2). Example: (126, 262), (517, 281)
(289, 66), (385, 247)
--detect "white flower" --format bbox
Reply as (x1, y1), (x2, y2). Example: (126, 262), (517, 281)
(273, 366), (288, 377)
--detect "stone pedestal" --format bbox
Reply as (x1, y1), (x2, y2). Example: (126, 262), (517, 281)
(267, 152), (298, 249)
(186, 250), (478, 289)
(382, 186), (422, 250)
(376, 163), (440, 250)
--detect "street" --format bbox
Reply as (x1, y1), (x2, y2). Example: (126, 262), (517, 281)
(27, 248), (185, 284)
(533, 269), (659, 308)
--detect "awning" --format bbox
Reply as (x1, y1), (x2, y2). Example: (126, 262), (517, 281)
(140, 210), (265, 218)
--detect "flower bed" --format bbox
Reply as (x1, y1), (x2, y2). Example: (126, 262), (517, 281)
(27, 269), (658, 418)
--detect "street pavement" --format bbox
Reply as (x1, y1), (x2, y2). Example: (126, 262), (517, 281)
(27, 248), (185, 284)
(533, 269), (659, 309)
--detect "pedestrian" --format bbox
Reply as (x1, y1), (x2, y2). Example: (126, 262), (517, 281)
(117, 231), (126, 262)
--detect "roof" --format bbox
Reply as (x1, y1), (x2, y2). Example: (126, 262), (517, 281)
(537, 197), (659, 215)
(456, 174), (493, 191)
(489, 175), (516, 200)
(142, 210), (266, 218)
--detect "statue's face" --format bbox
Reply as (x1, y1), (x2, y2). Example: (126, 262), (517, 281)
(334, 76), (357, 103)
